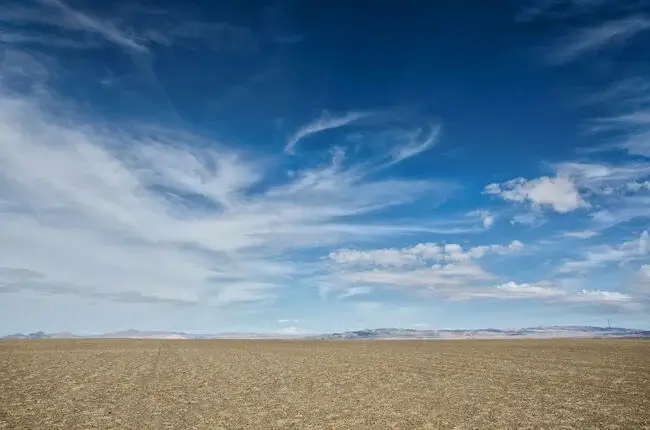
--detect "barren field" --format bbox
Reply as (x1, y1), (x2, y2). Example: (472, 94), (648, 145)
(0, 339), (649, 429)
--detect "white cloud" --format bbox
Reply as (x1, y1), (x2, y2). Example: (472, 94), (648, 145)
(486, 160), (650, 228)
(333, 266), (636, 308)
(485, 175), (588, 213)
(344, 263), (496, 290)
(558, 230), (649, 274)
(482, 214), (496, 229)
(488, 282), (567, 299)
(330, 248), (422, 268)
(549, 16), (650, 64)
(467, 210), (496, 229)
(470, 281), (632, 305)
(0, 65), (454, 308)
(468, 240), (525, 258)
(284, 111), (370, 154)
(327, 242), (507, 300)
(2, 0), (647, 326)
(563, 230), (600, 239)
(325, 237), (639, 310)
(559, 161), (650, 230)
(444, 281), (637, 310)
(513, 3), (650, 232)
(567, 289), (634, 304)
(329, 240), (524, 268)
(510, 211), (544, 226)
(327, 240), (519, 299)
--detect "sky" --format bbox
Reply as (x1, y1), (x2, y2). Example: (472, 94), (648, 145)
(0, 0), (649, 335)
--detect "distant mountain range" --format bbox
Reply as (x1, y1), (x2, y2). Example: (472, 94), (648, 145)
(0, 329), (304, 340)
(3, 326), (649, 340)
(313, 326), (650, 339)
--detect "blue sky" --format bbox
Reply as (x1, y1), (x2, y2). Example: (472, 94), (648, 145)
(0, 0), (649, 335)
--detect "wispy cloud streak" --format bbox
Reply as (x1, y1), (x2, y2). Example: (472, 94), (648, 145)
(549, 16), (650, 64)
(37, 0), (149, 52)
(0, 1), (258, 54)
(284, 111), (370, 154)
(0, 57), (453, 307)
(385, 122), (442, 166)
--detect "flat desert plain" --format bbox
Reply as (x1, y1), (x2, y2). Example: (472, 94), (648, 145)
(1, 339), (649, 429)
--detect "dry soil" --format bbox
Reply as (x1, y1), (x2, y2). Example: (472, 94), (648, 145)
(0, 339), (649, 429)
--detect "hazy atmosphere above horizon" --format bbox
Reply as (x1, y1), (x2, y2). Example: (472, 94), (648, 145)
(1, 0), (649, 335)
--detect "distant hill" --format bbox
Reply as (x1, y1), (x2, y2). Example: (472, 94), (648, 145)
(3, 331), (50, 339)
(313, 326), (650, 339)
(3, 326), (649, 340)
(1, 330), (305, 340)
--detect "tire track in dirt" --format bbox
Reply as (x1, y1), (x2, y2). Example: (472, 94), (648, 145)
(146, 341), (164, 430)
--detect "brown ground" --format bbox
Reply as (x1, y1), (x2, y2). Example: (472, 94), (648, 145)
(0, 339), (648, 429)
